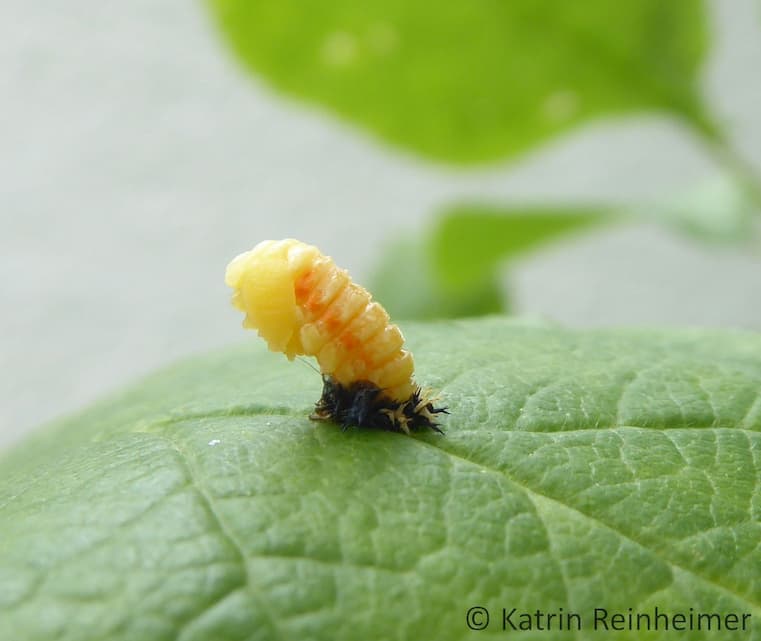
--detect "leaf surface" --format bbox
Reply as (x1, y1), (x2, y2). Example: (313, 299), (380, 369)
(208, 0), (713, 163)
(1, 318), (760, 640)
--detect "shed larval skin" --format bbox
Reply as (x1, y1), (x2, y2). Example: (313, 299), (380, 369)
(225, 239), (415, 402)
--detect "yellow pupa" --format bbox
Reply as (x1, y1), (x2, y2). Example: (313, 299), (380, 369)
(225, 239), (445, 433)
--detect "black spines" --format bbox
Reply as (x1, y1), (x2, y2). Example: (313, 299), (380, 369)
(311, 376), (447, 434)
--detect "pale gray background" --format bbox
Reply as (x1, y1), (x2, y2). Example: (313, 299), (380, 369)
(1, 0), (760, 450)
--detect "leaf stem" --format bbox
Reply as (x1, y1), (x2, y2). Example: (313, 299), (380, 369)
(700, 124), (761, 209)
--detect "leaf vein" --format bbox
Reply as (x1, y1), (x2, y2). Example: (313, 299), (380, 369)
(152, 434), (287, 641)
(410, 438), (761, 613)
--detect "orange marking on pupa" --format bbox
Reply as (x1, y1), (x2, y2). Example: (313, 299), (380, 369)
(294, 270), (314, 303)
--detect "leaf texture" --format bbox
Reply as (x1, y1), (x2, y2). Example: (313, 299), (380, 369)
(1, 318), (760, 640)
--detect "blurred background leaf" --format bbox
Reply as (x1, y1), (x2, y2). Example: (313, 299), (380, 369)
(208, 0), (761, 324)
(635, 173), (761, 242)
(433, 205), (613, 286)
(371, 205), (612, 319)
(208, 0), (715, 164)
(369, 237), (504, 320)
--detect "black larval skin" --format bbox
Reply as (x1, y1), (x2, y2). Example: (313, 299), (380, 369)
(311, 376), (447, 434)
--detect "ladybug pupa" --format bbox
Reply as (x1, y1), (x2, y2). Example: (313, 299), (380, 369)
(225, 239), (446, 434)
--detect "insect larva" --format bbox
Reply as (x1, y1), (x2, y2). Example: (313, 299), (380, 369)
(225, 239), (446, 433)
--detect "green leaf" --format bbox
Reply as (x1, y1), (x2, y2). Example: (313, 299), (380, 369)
(369, 237), (505, 320)
(432, 204), (612, 288)
(208, 0), (715, 163)
(369, 206), (609, 320)
(2, 318), (761, 640)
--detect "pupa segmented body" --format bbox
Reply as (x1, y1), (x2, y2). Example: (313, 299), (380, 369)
(225, 239), (446, 433)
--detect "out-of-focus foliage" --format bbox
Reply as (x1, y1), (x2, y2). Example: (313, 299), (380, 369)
(370, 237), (504, 320)
(640, 174), (761, 243)
(208, 0), (713, 164)
(372, 206), (610, 319)
(209, 0), (761, 321)
(433, 205), (611, 288)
